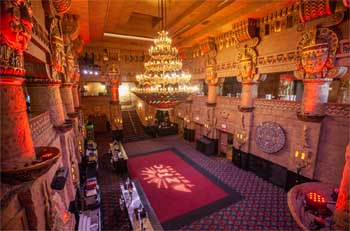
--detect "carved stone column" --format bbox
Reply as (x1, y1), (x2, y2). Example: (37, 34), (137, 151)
(334, 145), (350, 230)
(72, 84), (79, 108)
(110, 80), (119, 102)
(60, 83), (75, 114)
(201, 38), (218, 105)
(295, 28), (347, 120)
(206, 63), (218, 105)
(236, 46), (266, 111)
(108, 65), (122, 130)
(241, 82), (259, 109)
(71, 65), (80, 109)
(27, 80), (65, 126)
(233, 19), (265, 111)
(0, 77), (36, 169)
(0, 0), (36, 170)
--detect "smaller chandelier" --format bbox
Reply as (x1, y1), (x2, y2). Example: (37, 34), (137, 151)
(132, 30), (195, 109)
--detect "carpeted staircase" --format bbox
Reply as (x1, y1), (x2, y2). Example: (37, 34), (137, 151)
(122, 110), (150, 143)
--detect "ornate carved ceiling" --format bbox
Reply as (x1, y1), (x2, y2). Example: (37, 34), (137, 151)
(68, 0), (297, 51)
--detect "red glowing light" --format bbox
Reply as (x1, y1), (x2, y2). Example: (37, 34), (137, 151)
(62, 211), (69, 223)
(307, 191), (326, 205)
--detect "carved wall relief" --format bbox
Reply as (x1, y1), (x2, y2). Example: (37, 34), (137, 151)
(255, 121), (286, 153)
(295, 27), (348, 118)
(49, 17), (65, 80)
(299, 0), (334, 23)
(0, 0), (33, 76)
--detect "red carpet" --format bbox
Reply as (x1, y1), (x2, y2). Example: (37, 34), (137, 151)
(128, 149), (230, 225)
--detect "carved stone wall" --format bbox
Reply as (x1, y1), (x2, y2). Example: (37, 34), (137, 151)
(60, 84), (75, 115)
(176, 96), (350, 184)
(27, 83), (65, 126)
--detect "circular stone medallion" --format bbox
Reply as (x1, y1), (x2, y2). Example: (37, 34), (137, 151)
(255, 122), (286, 153)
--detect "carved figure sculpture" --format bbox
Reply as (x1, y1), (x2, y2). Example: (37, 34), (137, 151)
(49, 17), (65, 80)
(236, 43), (266, 110)
(0, 0), (33, 75)
(294, 28), (347, 118)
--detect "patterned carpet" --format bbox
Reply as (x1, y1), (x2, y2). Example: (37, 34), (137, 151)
(95, 132), (131, 231)
(124, 135), (300, 231)
(96, 133), (300, 230)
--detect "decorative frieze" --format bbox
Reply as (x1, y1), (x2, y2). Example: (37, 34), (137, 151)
(82, 47), (147, 63)
(232, 18), (257, 43)
(255, 99), (300, 112)
(257, 51), (298, 67)
(258, 3), (300, 37)
(215, 31), (235, 51)
(32, 17), (50, 51)
(325, 103), (350, 117)
(299, 0), (334, 23)
(29, 112), (53, 141)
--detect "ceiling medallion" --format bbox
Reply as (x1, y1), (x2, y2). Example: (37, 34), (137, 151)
(132, 31), (195, 109)
(255, 122), (286, 154)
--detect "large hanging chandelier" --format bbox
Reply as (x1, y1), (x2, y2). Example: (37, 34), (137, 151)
(132, 1), (195, 109)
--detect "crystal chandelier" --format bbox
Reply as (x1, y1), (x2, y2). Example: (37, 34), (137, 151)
(132, 1), (195, 109)
(133, 31), (194, 108)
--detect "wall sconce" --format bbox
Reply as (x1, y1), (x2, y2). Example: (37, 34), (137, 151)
(145, 115), (153, 121)
(78, 140), (83, 155)
(291, 149), (311, 178)
(138, 102), (142, 109)
(71, 162), (77, 184)
(195, 116), (199, 121)
(184, 115), (191, 124)
(235, 131), (247, 149)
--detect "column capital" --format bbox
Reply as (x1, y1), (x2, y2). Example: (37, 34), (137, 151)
(0, 77), (25, 86)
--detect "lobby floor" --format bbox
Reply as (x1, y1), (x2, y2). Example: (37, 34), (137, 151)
(97, 133), (300, 230)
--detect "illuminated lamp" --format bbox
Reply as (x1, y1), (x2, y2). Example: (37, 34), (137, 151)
(83, 70), (88, 74)
(40, 148), (54, 161)
(51, 167), (68, 190)
(62, 211), (70, 223)
(305, 192), (327, 210)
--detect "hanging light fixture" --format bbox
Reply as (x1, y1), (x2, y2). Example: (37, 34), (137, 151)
(131, 0), (195, 109)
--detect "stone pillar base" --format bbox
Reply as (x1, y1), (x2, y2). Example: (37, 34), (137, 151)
(207, 84), (217, 105)
(0, 78), (36, 170)
(27, 80), (65, 126)
(301, 78), (331, 118)
(72, 84), (80, 108)
(240, 82), (258, 110)
(60, 83), (75, 116)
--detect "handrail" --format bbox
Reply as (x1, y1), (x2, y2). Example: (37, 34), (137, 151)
(127, 111), (138, 134)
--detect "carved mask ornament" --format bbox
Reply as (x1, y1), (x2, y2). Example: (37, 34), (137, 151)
(238, 57), (254, 80)
(205, 51), (218, 85)
(301, 43), (329, 74)
(237, 46), (259, 83)
(0, 0), (33, 52)
(295, 28), (346, 80)
(205, 64), (217, 83)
